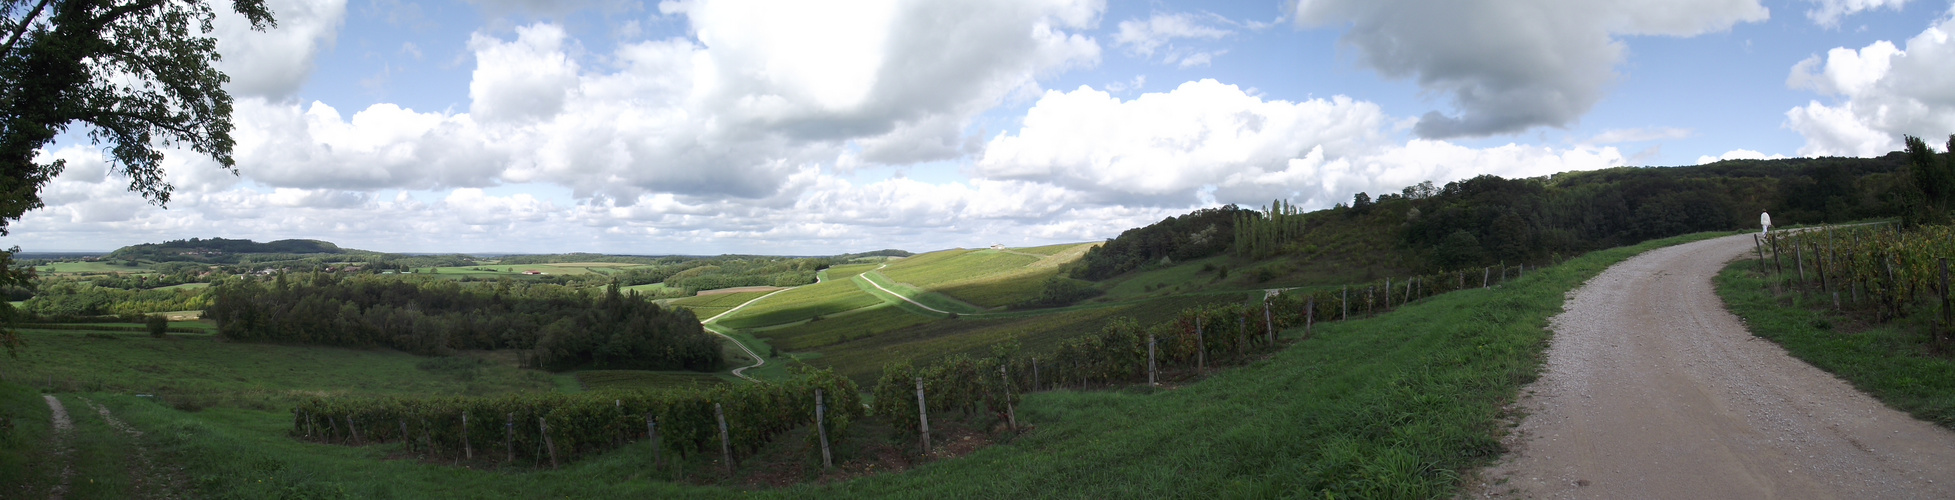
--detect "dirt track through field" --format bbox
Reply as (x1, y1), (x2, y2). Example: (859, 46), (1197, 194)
(43, 395), (74, 500)
(1474, 233), (1955, 498)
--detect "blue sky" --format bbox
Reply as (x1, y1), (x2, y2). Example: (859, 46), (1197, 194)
(14, 0), (1955, 254)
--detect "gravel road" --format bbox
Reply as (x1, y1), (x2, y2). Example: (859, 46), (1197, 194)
(1473, 233), (1955, 498)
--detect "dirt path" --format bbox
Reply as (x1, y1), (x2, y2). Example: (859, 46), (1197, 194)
(81, 397), (186, 499)
(43, 395), (74, 500)
(1472, 233), (1955, 498)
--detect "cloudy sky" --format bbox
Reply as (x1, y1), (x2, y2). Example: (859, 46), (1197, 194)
(12, 0), (1955, 254)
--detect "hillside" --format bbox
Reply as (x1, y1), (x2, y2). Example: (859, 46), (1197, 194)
(107, 237), (345, 261)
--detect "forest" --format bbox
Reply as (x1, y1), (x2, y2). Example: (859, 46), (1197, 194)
(1075, 153), (1913, 282)
(202, 275), (723, 372)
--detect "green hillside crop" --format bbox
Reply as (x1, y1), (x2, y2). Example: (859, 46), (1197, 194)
(670, 291), (773, 320)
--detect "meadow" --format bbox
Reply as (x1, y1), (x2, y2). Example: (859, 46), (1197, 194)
(0, 231), (1733, 498)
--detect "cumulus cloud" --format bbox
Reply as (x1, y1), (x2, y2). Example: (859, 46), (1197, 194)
(214, 0), (347, 100)
(1806, 0), (1911, 27)
(1785, 12), (1955, 156)
(975, 79), (1625, 209)
(1114, 12), (1232, 56)
(1293, 0), (1767, 138)
(1696, 149), (1789, 164)
(1586, 127), (1693, 144)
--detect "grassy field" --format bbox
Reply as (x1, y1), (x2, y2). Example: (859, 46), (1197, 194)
(749, 303), (938, 351)
(880, 250), (1039, 289)
(854, 271), (982, 315)
(151, 282), (211, 291)
(713, 269), (885, 330)
(1716, 259), (1955, 428)
(669, 291), (773, 321)
(0, 231), (1734, 498)
(0, 329), (558, 410)
(426, 262), (654, 276)
(35, 261), (153, 273)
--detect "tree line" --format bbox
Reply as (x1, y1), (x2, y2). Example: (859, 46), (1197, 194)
(203, 274), (723, 372)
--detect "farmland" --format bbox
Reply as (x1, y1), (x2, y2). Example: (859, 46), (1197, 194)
(0, 229), (1735, 498)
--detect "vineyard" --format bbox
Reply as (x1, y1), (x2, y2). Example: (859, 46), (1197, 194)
(291, 368), (861, 471)
(1753, 224), (1955, 340)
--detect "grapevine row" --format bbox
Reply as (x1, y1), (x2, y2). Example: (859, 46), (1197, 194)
(290, 368), (860, 468)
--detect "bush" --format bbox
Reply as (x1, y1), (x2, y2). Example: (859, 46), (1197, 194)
(146, 315), (168, 338)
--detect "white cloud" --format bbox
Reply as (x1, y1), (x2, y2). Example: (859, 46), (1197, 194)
(1586, 127), (1693, 144)
(214, 0), (347, 100)
(468, 24), (582, 123)
(1114, 12), (1232, 56)
(1696, 149), (1789, 164)
(1806, 0), (1911, 28)
(1785, 13), (1955, 156)
(1293, 0), (1768, 138)
(975, 79), (1625, 209)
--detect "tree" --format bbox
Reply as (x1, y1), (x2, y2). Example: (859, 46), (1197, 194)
(0, 0), (276, 353)
(145, 313), (167, 337)
(1902, 134), (1955, 226)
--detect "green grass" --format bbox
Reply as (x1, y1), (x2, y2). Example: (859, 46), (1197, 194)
(670, 291), (773, 321)
(0, 231), (1732, 498)
(1, 329), (558, 410)
(751, 303), (938, 352)
(151, 282), (211, 291)
(713, 277), (884, 330)
(426, 262), (656, 277)
(36, 261), (153, 274)
(1716, 259), (1955, 428)
(1100, 255), (1230, 300)
(880, 249), (1040, 289)
(1015, 243), (1088, 256)
(0, 380), (55, 497)
(621, 283), (668, 295)
(855, 271), (981, 315)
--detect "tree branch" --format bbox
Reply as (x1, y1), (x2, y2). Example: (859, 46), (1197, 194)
(0, 0), (50, 55)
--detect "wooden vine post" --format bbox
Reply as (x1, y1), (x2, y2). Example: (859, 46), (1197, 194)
(1384, 277), (1392, 308)
(1796, 243), (1806, 284)
(1147, 333), (1157, 386)
(1483, 267), (1491, 288)
(539, 417), (559, 469)
(1031, 358), (1039, 391)
(1305, 296), (1315, 338)
(461, 411), (472, 460)
(1942, 258), (1951, 345)
(645, 413), (662, 470)
(400, 419), (411, 451)
(1263, 299), (1274, 346)
(715, 403), (733, 474)
(999, 365), (1018, 432)
(348, 416), (362, 445)
(1341, 286), (1348, 321)
(1194, 316), (1205, 371)
(815, 389), (833, 469)
(504, 413), (514, 464)
(915, 377), (932, 455)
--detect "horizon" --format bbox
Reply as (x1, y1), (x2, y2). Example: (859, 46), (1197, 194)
(7, 0), (1953, 255)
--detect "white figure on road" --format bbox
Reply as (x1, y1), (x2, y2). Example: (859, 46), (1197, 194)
(1760, 211), (1772, 233)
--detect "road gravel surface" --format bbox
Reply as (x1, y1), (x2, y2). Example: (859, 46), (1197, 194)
(1473, 233), (1955, 498)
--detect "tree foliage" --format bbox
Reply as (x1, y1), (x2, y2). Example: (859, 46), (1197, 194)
(204, 275), (723, 372)
(1072, 205), (1253, 280)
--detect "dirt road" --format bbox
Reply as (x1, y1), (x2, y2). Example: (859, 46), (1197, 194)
(1475, 233), (1955, 498)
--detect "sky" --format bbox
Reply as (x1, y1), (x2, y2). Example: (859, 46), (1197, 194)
(11, 0), (1955, 255)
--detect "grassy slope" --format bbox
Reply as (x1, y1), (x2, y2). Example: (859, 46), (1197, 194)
(0, 231), (1727, 498)
(1715, 260), (1955, 428)
(713, 264), (884, 330)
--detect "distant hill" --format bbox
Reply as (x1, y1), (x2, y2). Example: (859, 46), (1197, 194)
(108, 237), (345, 262)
